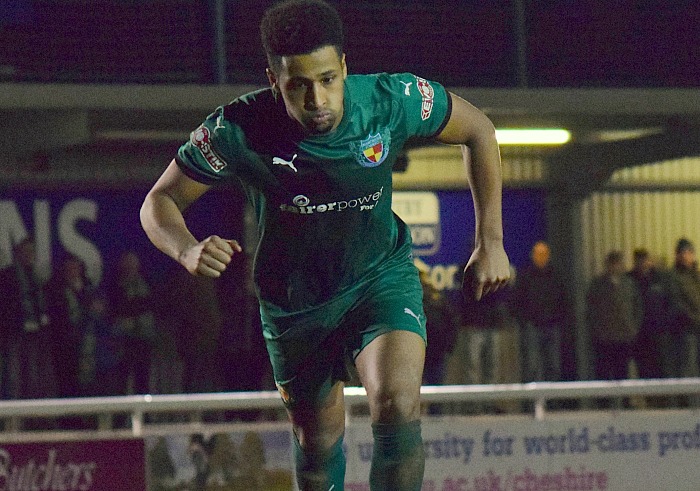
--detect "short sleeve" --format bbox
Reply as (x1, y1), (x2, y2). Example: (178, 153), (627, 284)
(384, 73), (452, 138)
(176, 107), (243, 185)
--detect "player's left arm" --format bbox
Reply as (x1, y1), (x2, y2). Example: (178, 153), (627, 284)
(434, 91), (511, 300)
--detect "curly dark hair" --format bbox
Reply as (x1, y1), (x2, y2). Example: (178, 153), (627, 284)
(260, 0), (344, 72)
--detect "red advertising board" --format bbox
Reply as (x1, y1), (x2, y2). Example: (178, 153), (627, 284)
(0, 439), (145, 491)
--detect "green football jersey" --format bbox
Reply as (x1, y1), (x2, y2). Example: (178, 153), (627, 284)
(177, 73), (451, 313)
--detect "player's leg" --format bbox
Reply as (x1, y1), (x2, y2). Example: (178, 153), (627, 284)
(355, 329), (426, 491)
(286, 379), (347, 490)
(262, 295), (356, 490)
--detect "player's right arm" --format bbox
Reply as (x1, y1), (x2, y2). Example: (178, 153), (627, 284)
(140, 159), (242, 277)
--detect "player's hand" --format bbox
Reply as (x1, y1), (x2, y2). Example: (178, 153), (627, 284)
(179, 235), (242, 278)
(462, 241), (511, 301)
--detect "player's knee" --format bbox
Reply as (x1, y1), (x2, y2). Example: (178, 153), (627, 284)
(293, 420), (345, 452)
(290, 407), (345, 451)
(369, 389), (421, 423)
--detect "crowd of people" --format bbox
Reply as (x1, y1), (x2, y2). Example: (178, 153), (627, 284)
(1, 234), (699, 412)
(0, 236), (271, 407)
(587, 240), (700, 387)
(420, 237), (700, 410)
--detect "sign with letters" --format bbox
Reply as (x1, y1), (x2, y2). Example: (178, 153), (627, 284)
(0, 186), (244, 287)
(0, 439), (145, 491)
(136, 411), (700, 490)
(393, 189), (547, 294)
(344, 411), (700, 491)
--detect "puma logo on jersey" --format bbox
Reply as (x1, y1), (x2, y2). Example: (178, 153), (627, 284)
(399, 81), (412, 96)
(273, 154), (298, 172)
(404, 307), (422, 327)
(214, 113), (226, 131)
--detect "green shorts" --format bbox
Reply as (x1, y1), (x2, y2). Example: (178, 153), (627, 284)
(260, 256), (426, 409)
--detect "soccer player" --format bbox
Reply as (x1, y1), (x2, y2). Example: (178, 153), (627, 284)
(140, 0), (510, 489)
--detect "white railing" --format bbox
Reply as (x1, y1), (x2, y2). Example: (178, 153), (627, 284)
(1, 378), (699, 439)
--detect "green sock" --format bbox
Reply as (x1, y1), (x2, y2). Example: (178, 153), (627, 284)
(293, 432), (346, 490)
(369, 420), (425, 491)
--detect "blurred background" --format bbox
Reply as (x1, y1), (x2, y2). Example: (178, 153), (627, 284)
(0, 0), (699, 403)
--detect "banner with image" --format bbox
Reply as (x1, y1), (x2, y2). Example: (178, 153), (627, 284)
(144, 425), (293, 491)
(139, 409), (700, 490)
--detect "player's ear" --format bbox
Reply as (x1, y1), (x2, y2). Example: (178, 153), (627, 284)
(341, 53), (347, 79)
(266, 68), (279, 92)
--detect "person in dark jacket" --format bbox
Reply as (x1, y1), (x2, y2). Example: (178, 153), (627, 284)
(0, 237), (55, 400)
(668, 238), (700, 381)
(106, 250), (157, 395)
(47, 254), (100, 398)
(586, 250), (643, 382)
(445, 259), (516, 414)
(512, 241), (570, 383)
(627, 248), (676, 380)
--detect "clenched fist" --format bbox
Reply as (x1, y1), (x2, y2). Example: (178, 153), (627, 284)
(462, 242), (511, 301)
(179, 235), (242, 278)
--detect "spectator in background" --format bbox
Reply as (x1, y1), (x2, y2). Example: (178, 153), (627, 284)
(668, 238), (700, 381)
(156, 263), (224, 395)
(586, 251), (643, 384)
(107, 250), (157, 395)
(445, 261), (516, 413)
(415, 259), (459, 415)
(84, 290), (122, 396)
(0, 237), (55, 400)
(217, 254), (280, 421)
(512, 241), (570, 384)
(415, 259), (458, 388)
(47, 254), (103, 398)
(627, 248), (675, 380)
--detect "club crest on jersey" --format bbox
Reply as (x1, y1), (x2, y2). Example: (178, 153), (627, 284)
(354, 132), (390, 168)
(191, 125), (227, 172)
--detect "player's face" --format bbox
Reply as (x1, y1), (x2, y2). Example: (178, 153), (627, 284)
(267, 46), (347, 135)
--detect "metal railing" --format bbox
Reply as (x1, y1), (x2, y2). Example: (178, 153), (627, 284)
(1, 378), (699, 440)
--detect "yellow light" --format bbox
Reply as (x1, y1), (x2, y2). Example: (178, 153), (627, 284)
(495, 128), (571, 145)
